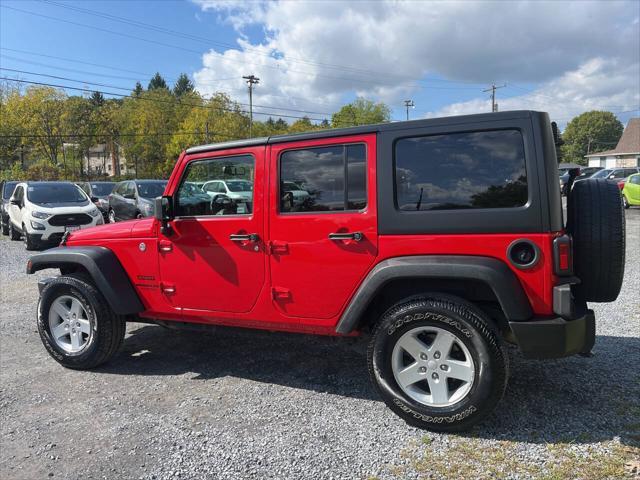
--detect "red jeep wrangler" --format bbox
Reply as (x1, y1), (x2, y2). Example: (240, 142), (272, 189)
(28, 111), (625, 431)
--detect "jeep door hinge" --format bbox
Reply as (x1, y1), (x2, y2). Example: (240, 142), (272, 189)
(271, 287), (291, 300)
(268, 241), (288, 255)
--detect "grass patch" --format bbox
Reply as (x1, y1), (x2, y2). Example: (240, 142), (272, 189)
(410, 438), (638, 480)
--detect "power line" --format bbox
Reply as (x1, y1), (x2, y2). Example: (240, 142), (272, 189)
(0, 47), (343, 108)
(0, 76), (329, 122)
(39, 0), (486, 87)
(0, 5), (482, 92)
(0, 68), (333, 117)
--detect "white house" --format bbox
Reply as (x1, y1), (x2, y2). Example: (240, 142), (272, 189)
(84, 144), (128, 177)
(584, 118), (640, 168)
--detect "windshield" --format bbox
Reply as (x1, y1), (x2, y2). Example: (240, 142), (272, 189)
(137, 182), (167, 199)
(27, 183), (88, 204)
(225, 180), (252, 192)
(90, 183), (115, 196)
(3, 181), (18, 199)
(590, 169), (612, 179)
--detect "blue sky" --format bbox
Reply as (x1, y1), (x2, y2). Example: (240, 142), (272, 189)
(1, 0), (639, 127)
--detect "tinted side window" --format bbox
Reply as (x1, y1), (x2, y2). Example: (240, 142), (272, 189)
(395, 130), (527, 211)
(279, 144), (366, 213)
(631, 175), (640, 185)
(175, 155), (254, 217)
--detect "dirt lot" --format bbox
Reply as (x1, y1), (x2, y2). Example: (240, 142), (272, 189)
(1, 210), (639, 480)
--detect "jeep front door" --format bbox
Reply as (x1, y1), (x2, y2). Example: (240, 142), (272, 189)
(268, 135), (378, 321)
(158, 148), (265, 315)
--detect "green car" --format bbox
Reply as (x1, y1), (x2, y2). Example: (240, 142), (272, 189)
(622, 173), (640, 208)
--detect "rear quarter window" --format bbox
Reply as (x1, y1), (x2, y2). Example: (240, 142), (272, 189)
(394, 129), (527, 211)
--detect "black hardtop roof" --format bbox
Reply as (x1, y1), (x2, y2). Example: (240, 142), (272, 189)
(186, 110), (544, 155)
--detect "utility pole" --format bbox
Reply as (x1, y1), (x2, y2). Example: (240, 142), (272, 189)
(404, 100), (415, 121)
(20, 144), (24, 169)
(242, 75), (260, 137)
(483, 84), (506, 112)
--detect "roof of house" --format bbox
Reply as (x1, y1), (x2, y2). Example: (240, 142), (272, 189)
(585, 118), (640, 157)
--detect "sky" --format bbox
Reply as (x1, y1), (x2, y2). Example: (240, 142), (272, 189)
(1, 0), (639, 128)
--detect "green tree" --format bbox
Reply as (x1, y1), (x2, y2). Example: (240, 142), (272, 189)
(560, 111), (624, 165)
(148, 72), (169, 91)
(132, 82), (144, 97)
(90, 91), (105, 107)
(20, 86), (67, 164)
(173, 74), (195, 97)
(331, 97), (390, 128)
(0, 81), (27, 170)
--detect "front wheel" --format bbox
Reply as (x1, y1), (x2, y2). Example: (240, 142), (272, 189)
(108, 209), (116, 223)
(1, 219), (8, 236)
(368, 295), (507, 432)
(37, 274), (126, 369)
(622, 194), (630, 209)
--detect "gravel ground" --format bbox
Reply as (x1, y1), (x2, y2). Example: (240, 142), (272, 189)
(1, 210), (639, 480)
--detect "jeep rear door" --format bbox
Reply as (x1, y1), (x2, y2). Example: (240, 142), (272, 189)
(268, 134), (378, 320)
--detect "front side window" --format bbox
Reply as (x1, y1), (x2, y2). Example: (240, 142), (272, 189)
(279, 144), (366, 213)
(394, 130), (527, 211)
(175, 155), (255, 217)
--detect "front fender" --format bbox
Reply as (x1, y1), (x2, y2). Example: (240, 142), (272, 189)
(336, 255), (533, 334)
(27, 246), (144, 315)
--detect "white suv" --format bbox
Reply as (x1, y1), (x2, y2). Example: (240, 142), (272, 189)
(7, 182), (103, 250)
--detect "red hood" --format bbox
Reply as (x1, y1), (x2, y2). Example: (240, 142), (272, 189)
(66, 218), (156, 244)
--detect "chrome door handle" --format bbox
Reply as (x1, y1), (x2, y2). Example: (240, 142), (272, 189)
(230, 233), (259, 242)
(329, 232), (363, 241)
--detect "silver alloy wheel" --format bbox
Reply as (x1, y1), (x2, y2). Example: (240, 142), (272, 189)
(48, 295), (93, 354)
(108, 209), (116, 223)
(391, 326), (475, 407)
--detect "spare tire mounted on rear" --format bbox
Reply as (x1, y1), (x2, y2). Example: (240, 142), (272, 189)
(567, 178), (625, 302)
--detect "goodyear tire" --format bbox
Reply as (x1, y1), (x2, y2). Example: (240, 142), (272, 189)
(368, 295), (507, 432)
(567, 179), (625, 302)
(37, 274), (126, 369)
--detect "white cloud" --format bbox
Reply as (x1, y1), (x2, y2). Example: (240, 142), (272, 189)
(191, 0), (640, 122)
(428, 58), (640, 125)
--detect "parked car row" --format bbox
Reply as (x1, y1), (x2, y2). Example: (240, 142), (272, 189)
(559, 166), (640, 195)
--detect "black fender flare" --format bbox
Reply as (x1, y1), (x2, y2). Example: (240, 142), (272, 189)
(336, 255), (533, 334)
(27, 246), (144, 315)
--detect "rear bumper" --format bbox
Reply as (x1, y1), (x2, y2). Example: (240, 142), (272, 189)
(509, 310), (595, 359)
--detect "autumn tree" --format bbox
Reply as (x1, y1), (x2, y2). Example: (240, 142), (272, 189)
(331, 97), (390, 128)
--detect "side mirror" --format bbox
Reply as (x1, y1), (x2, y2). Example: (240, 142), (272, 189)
(91, 196), (99, 202)
(608, 174), (615, 179)
(10, 198), (19, 206)
(124, 193), (136, 200)
(154, 196), (174, 235)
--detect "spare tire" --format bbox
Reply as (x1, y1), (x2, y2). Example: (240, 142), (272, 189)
(567, 179), (625, 302)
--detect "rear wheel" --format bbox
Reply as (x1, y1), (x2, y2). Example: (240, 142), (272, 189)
(8, 221), (20, 240)
(37, 274), (126, 369)
(368, 295), (507, 432)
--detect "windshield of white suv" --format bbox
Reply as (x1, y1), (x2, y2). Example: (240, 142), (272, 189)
(136, 181), (167, 199)
(225, 180), (252, 192)
(27, 183), (89, 204)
